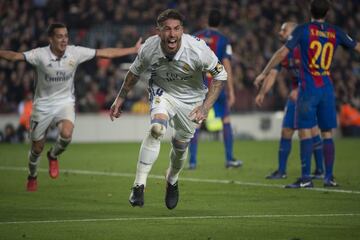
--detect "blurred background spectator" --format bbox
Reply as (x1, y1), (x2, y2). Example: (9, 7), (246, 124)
(0, 0), (359, 119)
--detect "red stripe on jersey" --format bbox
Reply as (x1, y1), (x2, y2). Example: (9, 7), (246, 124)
(292, 47), (301, 89)
(308, 24), (324, 87)
(327, 27), (336, 85)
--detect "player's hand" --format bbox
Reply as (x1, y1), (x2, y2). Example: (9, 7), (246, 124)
(134, 37), (142, 53)
(109, 97), (124, 121)
(254, 73), (266, 90)
(289, 89), (298, 102)
(255, 94), (265, 107)
(189, 105), (209, 124)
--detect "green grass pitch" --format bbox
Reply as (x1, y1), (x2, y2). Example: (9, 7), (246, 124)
(0, 139), (359, 240)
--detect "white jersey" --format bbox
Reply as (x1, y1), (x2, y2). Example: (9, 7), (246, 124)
(23, 45), (96, 107)
(130, 34), (227, 103)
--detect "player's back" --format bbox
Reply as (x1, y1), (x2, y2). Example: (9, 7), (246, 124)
(195, 29), (230, 61)
(286, 21), (356, 90)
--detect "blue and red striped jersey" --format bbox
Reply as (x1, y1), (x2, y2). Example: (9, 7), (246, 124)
(285, 21), (357, 90)
(276, 47), (301, 90)
(194, 29), (232, 87)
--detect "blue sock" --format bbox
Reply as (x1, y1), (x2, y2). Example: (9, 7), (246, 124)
(312, 135), (324, 173)
(278, 138), (291, 174)
(223, 123), (233, 161)
(300, 138), (313, 179)
(189, 128), (200, 166)
(323, 138), (335, 180)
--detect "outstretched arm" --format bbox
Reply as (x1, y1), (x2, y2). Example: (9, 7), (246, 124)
(254, 46), (289, 85)
(96, 38), (142, 58)
(109, 71), (140, 121)
(0, 50), (25, 61)
(189, 79), (225, 123)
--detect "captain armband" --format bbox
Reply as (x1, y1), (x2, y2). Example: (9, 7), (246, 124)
(209, 61), (224, 77)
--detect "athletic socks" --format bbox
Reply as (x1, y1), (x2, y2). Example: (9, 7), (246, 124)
(278, 138), (291, 174)
(323, 138), (335, 180)
(167, 148), (188, 185)
(50, 136), (71, 158)
(28, 150), (41, 177)
(300, 138), (313, 179)
(223, 123), (233, 161)
(312, 135), (324, 173)
(189, 128), (200, 166)
(134, 133), (161, 186)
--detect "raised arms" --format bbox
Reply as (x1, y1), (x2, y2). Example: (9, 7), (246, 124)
(96, 38), (142, 58)
(0, 50), (25, 61)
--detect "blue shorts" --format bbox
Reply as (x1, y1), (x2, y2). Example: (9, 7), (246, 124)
(213, 90), (230, 118)
(296, 85), (337, 130)
(282, 99), (297, 129)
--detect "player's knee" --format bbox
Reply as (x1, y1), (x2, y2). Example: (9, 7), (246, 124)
(60, 129), (73, 140)
(282, 128), (294, 138)
(171, 138), (189, 153)
(150, 119), (167, 139)
(32, 142), (45, 154)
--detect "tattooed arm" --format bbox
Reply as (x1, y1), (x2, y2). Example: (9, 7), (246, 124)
(109, 71), (140, 121)
(189, 79), (225, 123)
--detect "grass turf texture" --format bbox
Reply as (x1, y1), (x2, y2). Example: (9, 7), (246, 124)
(0, 139), (359, 240)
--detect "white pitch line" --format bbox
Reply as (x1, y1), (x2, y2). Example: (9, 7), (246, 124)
(0, 213), (359, 225)
(1, 166), (360, 195)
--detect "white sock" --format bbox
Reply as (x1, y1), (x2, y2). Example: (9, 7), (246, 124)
(134, 133), (161, 186)
(28, 150), (41, 177)
(166, 147), (188, 185)
(50, 136), (71, 158)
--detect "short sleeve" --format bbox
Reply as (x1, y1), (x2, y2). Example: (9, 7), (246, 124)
(200, 43), (227, 81)
(336, 27), (357, 49)
(224, 43), (232, 60)
(74, 46), (96, 64)
(129, 43), (149, 76)
(285, 25), (303, 50)
(23, 48), (41, 66)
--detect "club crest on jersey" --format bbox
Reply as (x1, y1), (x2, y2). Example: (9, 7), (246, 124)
(182, 63), (190, 72)
(68, 60), (75, 67)
(154, 97), (161, 104)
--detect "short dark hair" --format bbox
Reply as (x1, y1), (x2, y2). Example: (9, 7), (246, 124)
(310, 0), (329, 19)
(157, 9), (184, 28)
(47, 22), (67, 37)
(208, 9), (222, 27)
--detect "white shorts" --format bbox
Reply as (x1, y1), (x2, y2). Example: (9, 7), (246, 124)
(150, 87), (202, 141)
(29, 103), (75, 141)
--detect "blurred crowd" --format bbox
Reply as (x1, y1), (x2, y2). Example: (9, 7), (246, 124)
(0, 0), (359, 117)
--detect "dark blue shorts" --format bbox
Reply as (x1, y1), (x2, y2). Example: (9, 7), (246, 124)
(213, 90), (230, 119)
(296, 86), (337, 130)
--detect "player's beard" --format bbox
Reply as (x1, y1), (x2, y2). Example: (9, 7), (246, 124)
(161, 37), (181, 56)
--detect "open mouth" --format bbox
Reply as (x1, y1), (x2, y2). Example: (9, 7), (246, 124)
(167, 38), (177, 50)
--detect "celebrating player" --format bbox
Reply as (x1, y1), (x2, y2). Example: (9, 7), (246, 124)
(110, 9), (227, 209)
(0, 23), (142, 192)
(254, 0), (360, 188)
(254, 22), (324, 180)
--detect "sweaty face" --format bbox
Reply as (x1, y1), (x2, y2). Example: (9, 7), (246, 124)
(158, 19), (183, 56)
(49, 28), (69, 56)
(278, 24), (292, 43)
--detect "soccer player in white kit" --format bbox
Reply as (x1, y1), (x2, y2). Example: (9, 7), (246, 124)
(0, 23), (142, 192)
(109, 9), (227, 209)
